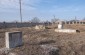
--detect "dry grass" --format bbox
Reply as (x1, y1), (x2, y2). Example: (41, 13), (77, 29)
(0, 24), (85, 55)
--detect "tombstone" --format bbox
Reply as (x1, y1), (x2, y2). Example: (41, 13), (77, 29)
(58, 21), (63, 29)
(5, 31), (22, 48)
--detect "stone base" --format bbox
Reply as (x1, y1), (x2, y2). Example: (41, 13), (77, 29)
(55, 29), (78, 33)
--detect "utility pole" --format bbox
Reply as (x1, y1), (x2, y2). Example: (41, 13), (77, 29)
(19, 0), (22, 23)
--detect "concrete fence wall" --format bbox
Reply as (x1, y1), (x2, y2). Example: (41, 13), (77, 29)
(64, 21), (85, 24)
(0, 22), (52, 29)
(55, 21), (85, 25)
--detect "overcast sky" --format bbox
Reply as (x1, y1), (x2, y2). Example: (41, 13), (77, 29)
(0, 0), (85, 22)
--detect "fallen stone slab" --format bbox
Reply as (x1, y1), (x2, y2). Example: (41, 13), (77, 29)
(40, 45), (59, 55)
(55, 29), (80, 33)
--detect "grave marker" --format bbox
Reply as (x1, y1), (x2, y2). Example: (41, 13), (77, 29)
(58, 21), (63, 29)
(5, 31), (22, 48)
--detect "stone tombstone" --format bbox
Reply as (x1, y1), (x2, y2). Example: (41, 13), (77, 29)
(5, 31), (22, 48)
(58, 21), (63, 29)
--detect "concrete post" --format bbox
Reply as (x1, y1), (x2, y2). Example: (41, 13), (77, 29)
(58, 21), (63, 29)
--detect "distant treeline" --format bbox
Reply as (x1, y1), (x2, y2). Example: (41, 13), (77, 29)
(0, 22), (52, 29)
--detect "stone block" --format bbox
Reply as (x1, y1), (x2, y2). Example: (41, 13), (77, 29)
(58, 24), (63, 29)
(5, 31), (22, 48)
(35, 25), (45, 30)
(40, 45), (59, 55)
(55, 29), (77, 33)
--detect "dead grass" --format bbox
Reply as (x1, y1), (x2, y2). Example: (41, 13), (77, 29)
(0, 25), (85, 55)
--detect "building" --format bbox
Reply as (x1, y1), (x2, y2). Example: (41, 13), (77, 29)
(55, 20), (85, 24)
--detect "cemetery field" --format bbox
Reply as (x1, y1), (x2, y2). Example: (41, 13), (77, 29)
(0, 24), (85, 55)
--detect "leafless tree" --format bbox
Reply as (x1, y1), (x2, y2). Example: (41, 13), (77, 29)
(30, 17), (40, 23)
(51, 18), (59, 23)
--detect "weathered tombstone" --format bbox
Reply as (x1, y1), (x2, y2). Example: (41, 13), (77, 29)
(35, 25), (45, 30)
(5, 31), (22, 48)
(58, 21), (63, 29)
